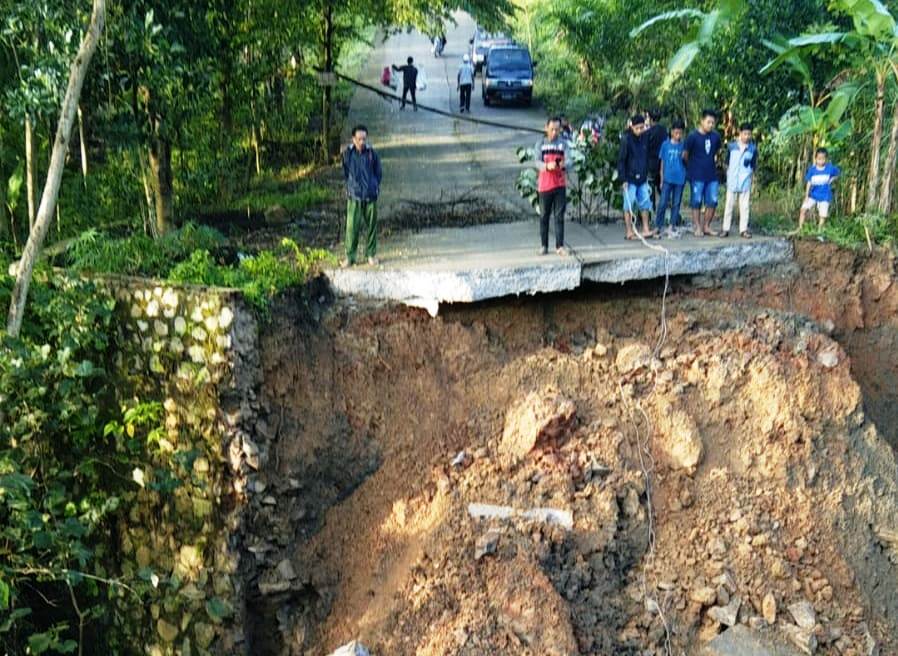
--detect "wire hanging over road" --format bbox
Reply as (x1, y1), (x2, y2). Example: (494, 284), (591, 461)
(316, 67), (546, 135)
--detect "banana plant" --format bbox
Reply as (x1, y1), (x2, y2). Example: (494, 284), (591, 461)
(629, 0), (746, 90)
(760, 0), (898, 211)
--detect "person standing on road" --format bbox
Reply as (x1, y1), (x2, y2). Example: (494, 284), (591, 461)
(656, 119), (687, 235)
(683, 109), (723, 237)
(618, 114), (653, 240)
(645, 109), (668, 210)
(392, 57), (418, 111)
(534, 117), (572, 256)
(457, 54), (475, 113)
(341, 125), (383, 267)
(721, 122), (758, 239)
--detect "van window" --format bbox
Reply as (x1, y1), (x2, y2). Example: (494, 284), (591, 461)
(488, 49), (531, 71)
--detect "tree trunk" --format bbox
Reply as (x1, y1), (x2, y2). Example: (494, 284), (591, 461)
(77, 104), (88, 179)
(7, 0), (106, 338)
(25, 114), (36, 230)
(0, 176), (10, 241)
(867, 68), (886, 212)
(878, 98), (898, 215)
(147, 132), (173, 236)
(321, 2), (334, 162)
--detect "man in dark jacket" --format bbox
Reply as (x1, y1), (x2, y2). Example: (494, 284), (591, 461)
(392, 56), (418, 111)
(618, 114), (653, 240)
(644, 109), (668, 210)
(341, 125), (383, 267)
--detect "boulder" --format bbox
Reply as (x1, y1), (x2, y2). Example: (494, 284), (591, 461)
(499, 389), (576, 466)
(704, 625), (803, 656)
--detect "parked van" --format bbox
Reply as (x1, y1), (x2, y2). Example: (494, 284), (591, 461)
(481, 45), (534, 107)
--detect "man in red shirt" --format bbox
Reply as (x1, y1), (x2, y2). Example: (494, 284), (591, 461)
(534, 117), (572, 255)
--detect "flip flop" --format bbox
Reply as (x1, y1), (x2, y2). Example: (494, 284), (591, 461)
(741, 231), (752, 239)
(625, 233), (638, 241)
(703, 230), (719, 237)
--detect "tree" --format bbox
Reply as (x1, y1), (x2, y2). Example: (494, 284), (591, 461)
(762, 0), (898, 212)
(6, 0), (105, 338)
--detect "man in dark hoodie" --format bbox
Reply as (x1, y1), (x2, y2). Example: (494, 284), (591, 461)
(618, 114), (653, 240)
(392, 56), (418, 111)
(341, 125), (383, 267)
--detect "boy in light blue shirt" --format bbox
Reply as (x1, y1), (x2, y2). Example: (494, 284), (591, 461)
(721, 123), (758, 238)
(655, 119), (687, 235)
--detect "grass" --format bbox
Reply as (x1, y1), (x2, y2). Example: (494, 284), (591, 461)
(229, 183), (333, 214)
(752, 210), (898, 251)
(63, 223), (335, 315)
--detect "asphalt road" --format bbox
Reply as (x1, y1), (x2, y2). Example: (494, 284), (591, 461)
(343, 11), (544, 220)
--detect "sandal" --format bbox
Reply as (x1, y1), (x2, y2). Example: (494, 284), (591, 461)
(719, 230), (729, 238)
(703, 229), (719, 237)
(625, 233), (638, 241)
(740, 231), (752, 239)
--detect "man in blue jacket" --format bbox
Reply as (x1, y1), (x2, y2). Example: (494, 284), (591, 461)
(341, 125), (383, 267)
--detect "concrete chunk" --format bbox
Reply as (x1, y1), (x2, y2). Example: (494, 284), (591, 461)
(704, 625), (804, 656)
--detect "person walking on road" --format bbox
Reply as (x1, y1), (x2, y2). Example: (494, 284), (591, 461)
(457, 54), (475, 113)
(534, 117), (573, 256)
(618, 114), (653, 240)
(392, 57), (419, 111)
(341, 125), (383, 267)
(683, 109), (723, 237)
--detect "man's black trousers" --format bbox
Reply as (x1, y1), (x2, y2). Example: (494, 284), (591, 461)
(401, 85), (417, 109)
(538, 187), (566, 249)
(459, 84), (472, 111)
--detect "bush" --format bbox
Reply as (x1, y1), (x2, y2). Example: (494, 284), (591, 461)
(0, 274), (158, 653)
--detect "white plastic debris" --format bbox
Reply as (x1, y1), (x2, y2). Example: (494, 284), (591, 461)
(328, 640), (370, 656)
(467, 502), (573, 530)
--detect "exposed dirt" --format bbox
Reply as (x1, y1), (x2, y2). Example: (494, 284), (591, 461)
(242, 254), (898, 655)
(683, 240), (898, 450)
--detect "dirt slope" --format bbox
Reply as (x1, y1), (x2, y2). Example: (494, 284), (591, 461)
(246, 281), (898, 655)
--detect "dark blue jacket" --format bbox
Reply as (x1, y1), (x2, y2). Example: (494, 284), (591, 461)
(342, 144), (382, 201)
(617, 130), (649, 185)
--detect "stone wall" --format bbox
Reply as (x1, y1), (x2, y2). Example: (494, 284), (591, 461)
(100, 275), (269, 655)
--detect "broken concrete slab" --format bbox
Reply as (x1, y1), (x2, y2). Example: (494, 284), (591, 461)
(326, 221), (794, 314)
(703, 625), (804, 656)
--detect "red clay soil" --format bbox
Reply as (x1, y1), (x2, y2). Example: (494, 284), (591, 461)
(248, 284), (898, 656)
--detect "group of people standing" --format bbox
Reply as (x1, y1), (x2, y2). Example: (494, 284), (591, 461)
(618, 109), (758, 241)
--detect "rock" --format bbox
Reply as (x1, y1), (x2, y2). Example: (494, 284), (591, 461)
(615, 342), (653, 373)
(498, 389), (576, 466)
(708, 596), (741, 627)
(328, 640), (370, 656)
(157, 618), (179, 643)
(788, 600), (817, 631)
(474, 531), (500, 560)
(653, 398), (704, 470)
(691, 586), (718, 606)
(762, 592), (777, 625)
(258, 581), (291, 595)
(264, 204), (290, 226)
(781, 623), (818, 655)
(276, 558), (296, 581)
(816, 347), (839, 369)
(704, 624), (803, 656)
(194, 622), (215, 649)
(450, 450), (466, 467)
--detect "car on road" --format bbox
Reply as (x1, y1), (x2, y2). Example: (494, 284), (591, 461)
(481, 45), (534, 107)
(469, 29), (513, 73)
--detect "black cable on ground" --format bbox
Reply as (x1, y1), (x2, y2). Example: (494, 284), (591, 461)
(317, 67), (545, 135)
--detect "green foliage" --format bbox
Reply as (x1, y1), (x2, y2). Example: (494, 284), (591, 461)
(168, 238), (335, 313)
(0, 274), (150, 652)
(67, 222), (226, 277)
(226, 183), (333, 215)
